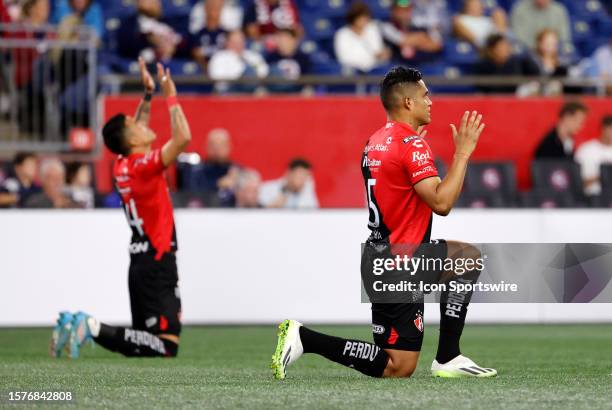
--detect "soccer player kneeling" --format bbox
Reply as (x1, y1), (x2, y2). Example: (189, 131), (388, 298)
(50, 59), (191, 359)
(272, 67), (496, 379)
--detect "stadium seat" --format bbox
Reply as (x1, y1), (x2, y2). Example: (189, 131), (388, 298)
(465, 161), (517, 204)
(531, 160), (583, 199)
(171, 192), (219, 208)
(521, 190), (582, 208)
(301, 13), (335, 41)
(600, 164), (612, 195)
(444, 39), (479, 66)
(456, 191), (508, 208)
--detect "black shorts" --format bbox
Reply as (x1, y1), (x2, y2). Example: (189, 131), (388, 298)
(128, 252), (182, 336)
(368, 239), (448, 351)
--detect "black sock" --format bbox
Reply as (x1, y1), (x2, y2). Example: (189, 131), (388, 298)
(94, 323), (178, 357)
(436, 270), (480, 364)
(299, 326), (388, 378)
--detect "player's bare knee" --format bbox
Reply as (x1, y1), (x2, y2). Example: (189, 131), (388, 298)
(385, 359), (417, 378)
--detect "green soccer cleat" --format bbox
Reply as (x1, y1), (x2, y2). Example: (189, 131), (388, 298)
(431, 354), (497, 378)
(270, 319), (303, 380)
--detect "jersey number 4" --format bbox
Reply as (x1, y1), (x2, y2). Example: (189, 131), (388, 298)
(367, 178), (381, 228)
(123, 198), (145, 236)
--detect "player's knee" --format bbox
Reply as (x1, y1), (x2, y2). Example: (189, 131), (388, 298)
(385, 360), (417, 378)
(160, 337), (179, 357)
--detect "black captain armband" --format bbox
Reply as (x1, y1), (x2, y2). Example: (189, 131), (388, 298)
(143, 92), (152, 102)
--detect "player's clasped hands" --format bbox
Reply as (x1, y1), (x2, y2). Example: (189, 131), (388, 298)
(450, 110), (485, 158)
(156, 62), (177, 98)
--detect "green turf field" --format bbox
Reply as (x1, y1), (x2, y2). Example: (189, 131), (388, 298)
(1, 324), (611, 409)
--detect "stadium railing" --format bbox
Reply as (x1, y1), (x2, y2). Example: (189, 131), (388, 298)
(0, 23), (98, 154)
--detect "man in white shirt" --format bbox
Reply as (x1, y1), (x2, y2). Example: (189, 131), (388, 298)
(334, 1), (390, 72)
(208, 30), (269, 80)
(575, 116), (612, 196)
(259, 158), (319, 209)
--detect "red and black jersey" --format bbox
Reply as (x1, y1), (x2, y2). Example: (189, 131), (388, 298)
(113, 148), (177, 260)
(361, 121), (438, 247)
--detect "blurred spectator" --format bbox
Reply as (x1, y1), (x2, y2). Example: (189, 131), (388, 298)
(265, 28), (310, 87)
(116, 0), (188, 62)
(575, 115), (612, 196)
(529, 29), (569, 95)
(0, 152), (41, 208)
(196, 128), (241, 207)
(243, 0), (301, 41)
(474, 33), (539, 93)
(584, 39), (612, 95)
(65, 161), (94, 208)
(51, 0), (104, 40)
(259, 158), (319, 209)
(334, 2), (391, 73)
(534, 101), (588, 160)
(190, 0), (228, 70)
(510, 0), (571, 49)
(189, 0), (243, 33)
(453, 0), (507, 48)
(380, 0), (443, 64)
(24, 158), (78, 208)
(235, 169), (262, 208)
(208, 30), (269, 81)
(410, 0), (450, 36)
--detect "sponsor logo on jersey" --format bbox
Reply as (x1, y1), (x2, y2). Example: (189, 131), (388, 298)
(412, 150), (431, 166)
(372, 324), (385, 334)
(364, 144), (389, 153)
(412, 166), (435, 179)
(362, 157), (382, 167)
(129, 241), (149, 254)
(386, 136), (393, 144)
(402, 135), (422, 149)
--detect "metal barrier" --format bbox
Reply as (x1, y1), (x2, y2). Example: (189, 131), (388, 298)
(0, 23), (98, 153)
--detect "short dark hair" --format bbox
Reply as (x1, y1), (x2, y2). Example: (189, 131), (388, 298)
(102, 114), (129, 156)
(379, 66), (423, 112)
(346, 1), (371, 25)
(13, 152), (36, 166)
(602, 115), (612, 128)
(288, 158), (312, 170)
(484, 33), (506, 51)
(65, 161), (87, 185)
(559, 101), (587, 118)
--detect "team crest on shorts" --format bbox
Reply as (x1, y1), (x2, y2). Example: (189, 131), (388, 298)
(372, 324), (385, 334)
(414, 311), (424, 332)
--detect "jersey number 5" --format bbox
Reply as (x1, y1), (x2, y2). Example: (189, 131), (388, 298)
(367, 178), (380, 228)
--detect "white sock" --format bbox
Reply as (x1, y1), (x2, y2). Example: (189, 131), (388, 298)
(87, 317), (101, 337)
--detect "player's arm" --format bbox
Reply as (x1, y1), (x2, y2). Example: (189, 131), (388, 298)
(134, 57), (155, 125)
(157, 63), (192, 167)
(414, 111), (485, 216)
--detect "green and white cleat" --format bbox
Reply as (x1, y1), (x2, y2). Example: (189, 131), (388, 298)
(270, 319), (303, 380)
(431, 355), (497, 378)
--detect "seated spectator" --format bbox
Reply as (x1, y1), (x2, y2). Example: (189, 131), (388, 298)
(474, 33), (539, 93)
(24, 158), (78, 208)
(529, 29), (569, 95)
(208, 30), (269, 81)
(0, 152), (41, 208)
(265, 28), (310, 86)
(380, 0), (443, 63)
(334, 2), (391, 73)
(51, 0), (104, 41)
(235, 169), (262, 208)
(189, 0), (243, 33)
(243, 0), (302, 42)
(259, 158), (319, 209)
(196, 128), (241, 207)
(116, 0), (188, 62)
(65, 161), (94, 208)
(534, 101), (588, 160)
(410, 0), (450, 36)
(510, 0), (571, 49)
(453, 0), (507, 48)
(190, 0), (228, 71)
(575, 115), (612, 196)
(584, 39), (612, 95)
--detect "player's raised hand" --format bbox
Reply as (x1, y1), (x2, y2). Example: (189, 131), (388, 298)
(450, 110), (485, 158)
(157, 63), (177, 98)
(138, 57), (155, 94)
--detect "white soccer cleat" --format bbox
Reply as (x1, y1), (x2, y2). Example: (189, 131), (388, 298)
(270, 319), (304, 380)
(431, 354), (497, 378)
